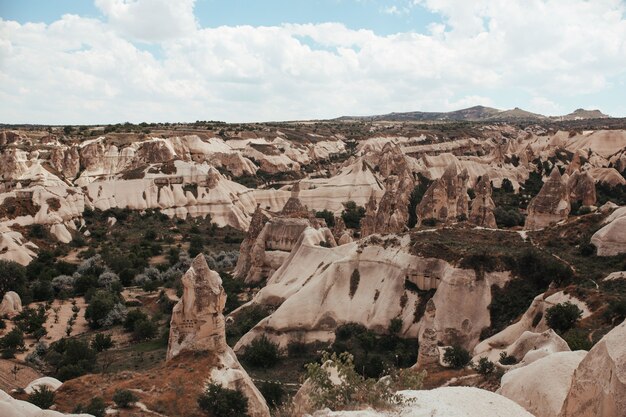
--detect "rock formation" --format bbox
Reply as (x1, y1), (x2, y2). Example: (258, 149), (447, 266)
(0, 291), (22, 316)
(559, 319), (626, 417)
(361, 170), (414, 237)
(500, 351), (586, 417)
(525, 168), (571, 230)
(415, 163), (469, 226)
(167, 254), (270, 417)
(233, 186), (334, 284)
(24, 377), (63, 394)
(474, 291), (589, 363)
(305, 387), (534, 417)
(0, 389), (91, 417)
(469, 174), (497, 228)
(359, 193), (378, 236)
(567, 170), (596, 206)
(232, 205), (271, 282)
(591, 206), (626, 256)
(167, 254), (227, 360)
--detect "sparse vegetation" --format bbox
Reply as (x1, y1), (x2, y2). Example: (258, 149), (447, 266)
(27, 385), (55, 409)
(113, 389), (138, 408)
(442, 345), (471, 369)
(198, 383), (249, 417)
(546, 302), (583, 334)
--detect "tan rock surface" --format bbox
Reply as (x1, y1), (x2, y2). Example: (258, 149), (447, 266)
(415, 163), (469, 225)
(525, 169), (570, 230)
(560, 319), (626, 417)
(500, 351), (586, 417)
(469, 174), (497, 228)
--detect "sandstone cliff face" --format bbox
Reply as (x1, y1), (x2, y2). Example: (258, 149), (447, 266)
(167, 254), (270, 417)
(469, 174), (497, 228)
(567, 170), (596, 206)
(500, 351), (586, 417)
(234, 230), (511, 367)
(525, 169), (571, 230)
(559, 319), (626, 417)
(233, 205), (271, 282)
(49, 146), (80, 180)
(415, 163), (469, 225)
(167, 255), (228, 360)
(591, 206), (626, 256)
(361, 169), (414, 237)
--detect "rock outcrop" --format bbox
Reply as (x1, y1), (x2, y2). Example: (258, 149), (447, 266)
(308, 387), (535, 417)
(361, 171), (414, 237)
(24, 377), (63, 394)
(415, 163), (469, 225)
(167, 254), (227, 360)
(567, 170), (596, 206)
(559, 319), (626, 417)
(500, 351), (586, 417)
(0, 389), (91, 417)
(0, 291), (22, 316)
(166, 254), (270, 417)
(469, 174), (497, 228)
(525, 169), (571, 230)
(591, 206), (626, 256)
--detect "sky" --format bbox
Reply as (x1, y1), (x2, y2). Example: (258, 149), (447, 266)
(0, 0), (625, 124)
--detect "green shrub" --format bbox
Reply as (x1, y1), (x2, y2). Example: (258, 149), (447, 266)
(74, 397), (106, 417)
(0, 259), (28, 297)
(562, 328), (592, 351)
(442, 345), (471, 369)
(259, 381), (284, 408)
(303, 351), (425, 412)
(499, 351), (517, 365)
(349, 269), (360, 298)
(91, 333), (114, 352)
(546, 302), (583, 333)
(133, 319), (157, 341)
(85, 290), (119, 329)
(605, 297), (626, 323)
(341, 201), (366, 229)
(421, 218), (438, 227)
(389, 318), (403, 335)
(124, 309), (148, 332)
(197, 383), (249, 417)
(113, 389), (138, 408)
(0, 328), (25, 352)
(27, 385), (55, 409)
(315, 210), (335, 227)
(473, 357), (495, 375)
(242, 335), (280, 368)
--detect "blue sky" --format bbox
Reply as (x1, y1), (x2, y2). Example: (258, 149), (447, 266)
(0, 0), (439, 34)
(1, 0), (625, 123)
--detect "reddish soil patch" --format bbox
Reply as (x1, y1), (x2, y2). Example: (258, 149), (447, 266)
(55, 352), (218, 417)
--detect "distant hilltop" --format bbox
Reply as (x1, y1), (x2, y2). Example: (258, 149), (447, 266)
(336, 105), (610, 122)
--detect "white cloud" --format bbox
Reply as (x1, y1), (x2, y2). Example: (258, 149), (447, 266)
(0, 0), (625, 123)
(94, 0), (197, 42)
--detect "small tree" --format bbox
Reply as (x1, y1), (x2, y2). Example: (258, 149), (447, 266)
(442, 345), (471, 369)
(546, 302), (583, 333)
(242, 335), (280, 368)
(349, 269), (360, 298)
(74, 397), (106, 417)
(341, 201), (366, 229)
(28, 385), (55, 409)
(499, 351), (517, 365)
(113, 389), (138, 408)
(197, 383), (249, 417)
(473, 357), (495, 375)
(92, 333), (114, 352)
(388, 317), (403, 335)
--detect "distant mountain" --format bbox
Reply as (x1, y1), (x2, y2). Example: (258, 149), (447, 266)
(554, 108), (609, 121)
(336, 105), (609, 122)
